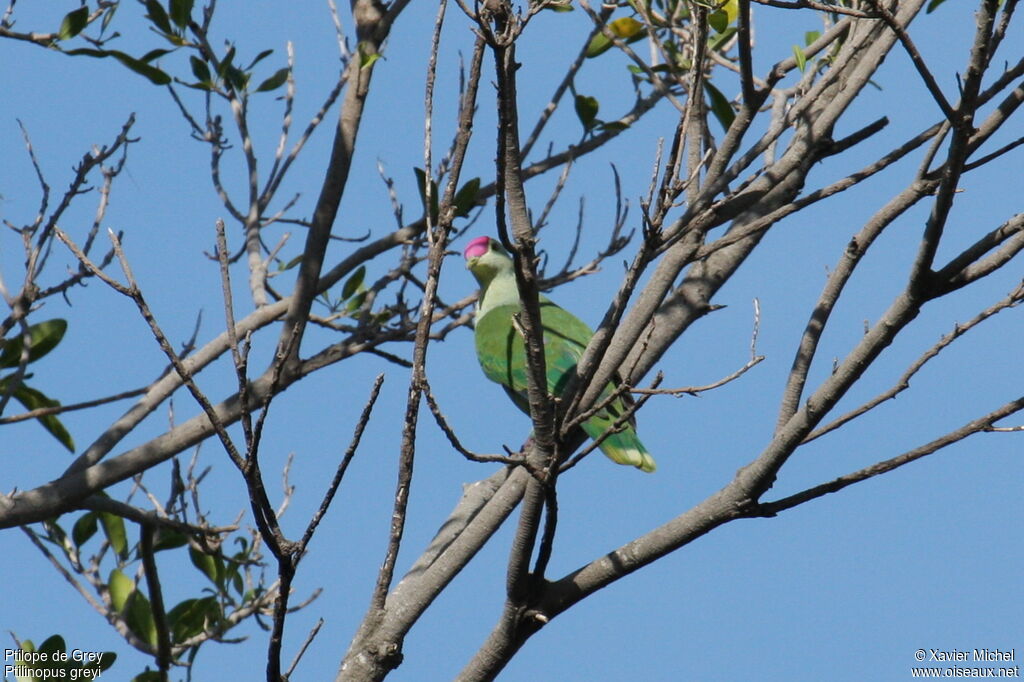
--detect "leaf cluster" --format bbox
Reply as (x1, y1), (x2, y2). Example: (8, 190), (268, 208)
(34, 505), (267, 680)
(56, 0), (289, 94)
(0, 319), (73, 451)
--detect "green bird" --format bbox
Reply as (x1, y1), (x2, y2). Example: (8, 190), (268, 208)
(463, 236), (655, 472)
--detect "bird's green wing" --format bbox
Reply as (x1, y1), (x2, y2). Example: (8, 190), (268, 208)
(473, 300), (588, 396)
(473, 299), (655, 472)
(474, 303), (530, 412)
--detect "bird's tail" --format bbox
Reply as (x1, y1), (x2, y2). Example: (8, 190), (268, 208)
(581, 418), (656, 473)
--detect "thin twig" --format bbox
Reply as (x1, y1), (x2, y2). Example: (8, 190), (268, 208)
(423, 381), (522, 466)
(80, 495), (237, 538)
(297, 374), (385, 554)
(756, 394), (1024, 516)
(805, 281), (1024, 442)
(283, 617), (324, 681)
(864, 0), (956, 123)
(632, 355), (763, 397)
(368, 0), (477, 617)
(750, 0), (875, 18)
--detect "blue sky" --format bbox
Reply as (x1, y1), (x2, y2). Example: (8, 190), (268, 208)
(2, 2), (1022, 681)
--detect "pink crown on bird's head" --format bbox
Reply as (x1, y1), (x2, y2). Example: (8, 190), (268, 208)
(463, 236), (491, 260)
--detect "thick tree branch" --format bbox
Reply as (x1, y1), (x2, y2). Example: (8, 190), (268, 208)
(278, 0), (400, 364)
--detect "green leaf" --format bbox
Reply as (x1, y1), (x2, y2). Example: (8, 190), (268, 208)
(181, 80), (214, 92)
(139, 48), (173, 64)
(277, 254), (303, 271)
(1, 319), (68, 368)
(708, 25), (737, 53)
(152, 528), (188, 552)
(585, 16), (646, 58)
(63, 47), (107, 58)
(246, 48), (274, 70)
(708, 9), (729, 34)
(38, 634), (67, 658)
(215, 46), (246, 90)
(793, 44), (807, 72)
(109, 569), (134, 612)
(255, 67), (289, 93)
(608, 16), (644, 40)
(58, 6), (90, 41)
(224, 65), (249, 92)
(62, 48), (171, 84)
(99, 511), (129, 559)
(342, 266), (366, 300)
(112, 51), (172, 85)
(72, 512), (99, 547)
(372, 309), (396, 326)
(667, 55), (692, 71)
(712, 0), (739, 25)
(453, 177), (481, 218)
(144, 0), (172, 33)
(585, 32), (613, 58)
(189, 546), (221, 586)
(705, 80), (735, 132)
(359, 42), (381, 69)
(414, 168), (439, 222)
(222, 559), (240, 590)
(26, 635), (74, 677)
(125, 590), (158, 646)
(362, 52), (381, 69)
(168, 597), (218, 641)
(574, 94), (600, 130)
(97, 652), (117, 672)
(217, 46), (236, 79)
(5, 382), (75, 452)
(169, 0), (193, 29)
(345, 291), (368, 315)
(189, 55), (211, 83)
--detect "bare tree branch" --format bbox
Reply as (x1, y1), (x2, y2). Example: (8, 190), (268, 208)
(756, 395), (1024, 516)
